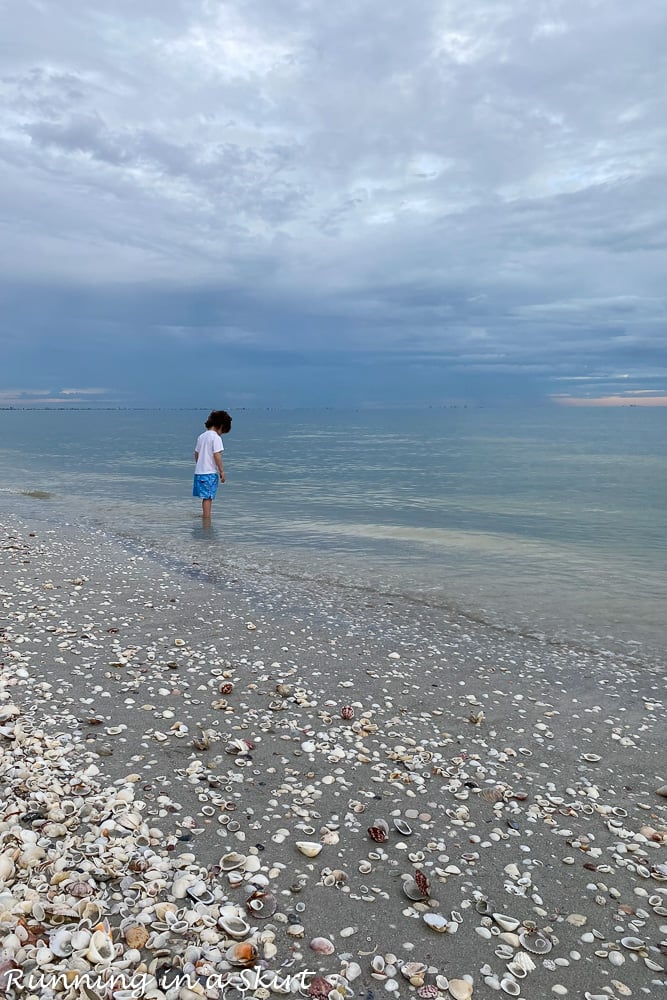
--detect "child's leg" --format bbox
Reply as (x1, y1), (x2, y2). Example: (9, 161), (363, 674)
(202, 499), (212, 518)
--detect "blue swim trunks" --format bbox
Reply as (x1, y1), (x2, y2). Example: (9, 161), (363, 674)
(193, 473), (219, 499)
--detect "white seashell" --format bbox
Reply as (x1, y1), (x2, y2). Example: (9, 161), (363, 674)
(35, 947), (54, 966)
(494, 914), (521, 932)
(86, 929), (114, 965)
(448, 979), (473, 1000)
(423, 913), (448, 932)
(510, 952), (535, 975)
(50, 928), (74, 957)
(218, 915), (250, 940)
(620, 936), (644, 950)
(345, 962), (362, 982)
(70, 929), (91, 950)
(0, 853), (15, 882)
(295, 841), (323, 858)
(220, 852), (247, 871)
(171, 876), (192, 898)
(608, 951), (624, 966)
(500, 979), (521, 996)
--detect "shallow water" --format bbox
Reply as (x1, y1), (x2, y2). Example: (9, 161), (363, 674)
(0, 405), (665, 659)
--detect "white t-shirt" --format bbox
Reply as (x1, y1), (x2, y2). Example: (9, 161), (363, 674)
(194, 430), (223, 474)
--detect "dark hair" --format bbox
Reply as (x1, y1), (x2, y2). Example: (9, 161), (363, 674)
(205, 409), (232, 433)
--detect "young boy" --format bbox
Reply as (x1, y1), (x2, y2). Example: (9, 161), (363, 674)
(193, 410), (232, 518)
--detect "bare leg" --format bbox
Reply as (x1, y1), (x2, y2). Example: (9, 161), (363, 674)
(202, 499), (212, 518)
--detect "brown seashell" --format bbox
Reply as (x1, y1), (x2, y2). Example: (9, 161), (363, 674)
(341, 705), (355, 720)
(124, 924), (149, 950)
(414, 870), (430, 897)
(225, 942), (258, 967)
(68, 882), (94, 898)
(309, 936), (335, 955)
(367, 826), (388, 843)
(307, 977), (335, 1000)
(220, 682), (234, 695)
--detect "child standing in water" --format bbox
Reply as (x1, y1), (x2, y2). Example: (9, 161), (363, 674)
(193, 410), (232, 518)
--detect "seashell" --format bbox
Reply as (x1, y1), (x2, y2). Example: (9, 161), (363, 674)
(403, 878), (428, 901)
(367, 826), (388, 843)
(620, 936), (644, 950)
(0, 854), (15, 882)
(341, 705), (355, 720)
(372, 818), (390, 836)
(225, 942), (258, 967)
(393, 818), (413, 836)
(86, 928), (114, 965)
(510, 952), (535, 975)
(70, 929), (92, 950)
(371, 956), (386, 974)
(310, 937), (335, 955)
(124, 924), (149, 950)
(400, 962), (428, 982)
(500, 979), (521, 996)
(494, 914), (520, 932)
(171, 876), (192, 898)
(423, 913), (448, 933)
(448, 979), (473, 1000)
(345, 962), (362, 982)
(245, 891), (277, 918)
(418, 988), (439, 999)
(218, 915), (250, 940)
(519, 931), (552, 954)
(50, 928), (74, 957)
(221, 852), (247, 871)
(294, 841), (323, 858)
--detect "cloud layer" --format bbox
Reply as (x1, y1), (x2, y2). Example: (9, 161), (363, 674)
(1, 0), (666, 405)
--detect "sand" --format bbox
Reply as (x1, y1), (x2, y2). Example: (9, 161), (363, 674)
(0, 513), (665, 998)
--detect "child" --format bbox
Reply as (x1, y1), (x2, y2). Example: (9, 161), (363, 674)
(193, 410), (232, 518)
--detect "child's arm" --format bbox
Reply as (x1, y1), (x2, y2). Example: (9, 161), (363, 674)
(194, 450), (199, 463)
(215, 451), (225, 483)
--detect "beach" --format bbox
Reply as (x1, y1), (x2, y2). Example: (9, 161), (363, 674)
(1, 513), (665, 999)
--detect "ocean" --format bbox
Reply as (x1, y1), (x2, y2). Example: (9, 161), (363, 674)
(0, 405), (665, 661)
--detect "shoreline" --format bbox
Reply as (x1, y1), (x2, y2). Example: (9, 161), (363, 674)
(1, 514), (665, 998)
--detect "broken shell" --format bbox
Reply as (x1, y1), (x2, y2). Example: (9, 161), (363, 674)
(295, 841), (323, 858)
(400, 962), (428, 982)
(246, 891), (277, 918)
(221, 852), (247, 871)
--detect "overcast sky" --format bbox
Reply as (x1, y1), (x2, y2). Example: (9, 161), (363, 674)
(1, 0), (666, 407)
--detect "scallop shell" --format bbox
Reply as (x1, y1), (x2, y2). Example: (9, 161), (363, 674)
(519, 931), (552, 954)
(310, 937), (335, 955)
(295, 841), (323, 858)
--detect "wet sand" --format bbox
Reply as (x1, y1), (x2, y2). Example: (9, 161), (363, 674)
(1, 514), (665, 999)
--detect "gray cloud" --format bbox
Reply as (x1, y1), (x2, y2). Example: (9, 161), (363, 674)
(0, 0), (666, 403)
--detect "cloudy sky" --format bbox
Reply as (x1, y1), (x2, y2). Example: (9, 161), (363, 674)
(1, 0), (666, 407)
